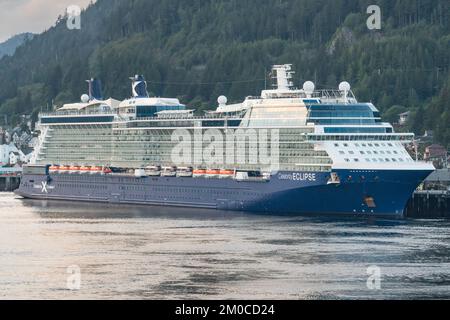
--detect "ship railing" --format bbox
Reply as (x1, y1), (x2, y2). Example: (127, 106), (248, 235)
(128, 114), (245, 122)
(306, 133), (415, 142)
(310, 89), (357, 103)
(39, 110), (119, 117)
(256, 89), (357, 102)
(246, 96), (263, 100)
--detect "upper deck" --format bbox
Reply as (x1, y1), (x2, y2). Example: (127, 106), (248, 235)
(37, 65), (390, 132)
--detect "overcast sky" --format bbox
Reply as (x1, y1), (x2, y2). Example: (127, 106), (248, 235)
(0, 0), (94, 42)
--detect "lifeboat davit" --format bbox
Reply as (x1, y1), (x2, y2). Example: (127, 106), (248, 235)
(102, 167), (112, 174)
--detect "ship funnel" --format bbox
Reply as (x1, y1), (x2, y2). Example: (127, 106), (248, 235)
(130, 74), (149, 98)
(86, 78), (103, 101)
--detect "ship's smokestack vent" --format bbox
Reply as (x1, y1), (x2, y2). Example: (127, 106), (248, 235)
(130, 74), (149, 98)
(86, 78), (103, 101)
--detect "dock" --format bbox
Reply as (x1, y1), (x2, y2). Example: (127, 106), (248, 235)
(0, 167), (22, 192)
(405, 190), (450, 218)
(405, 169), (450, 218)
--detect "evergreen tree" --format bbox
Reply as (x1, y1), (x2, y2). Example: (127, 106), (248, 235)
(0, 0), (448, 145)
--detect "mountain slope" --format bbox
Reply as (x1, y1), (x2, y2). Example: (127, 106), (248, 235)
(0, 33), (34, 58)
(0, 0), (449, 146)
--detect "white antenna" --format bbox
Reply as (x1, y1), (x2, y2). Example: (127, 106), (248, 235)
(303, 81), (315, 98)
(217, 95), (227, 108)
(339, 81), (351, 103)
(81, 94), (90, 103)
(272, 64), (294, 90)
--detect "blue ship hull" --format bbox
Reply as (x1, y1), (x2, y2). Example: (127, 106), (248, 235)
(15, 168), (433, 218)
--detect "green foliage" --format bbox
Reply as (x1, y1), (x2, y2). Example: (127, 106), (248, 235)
(426, 75), (450, 147)
(382, 105), (407, 123)
(0, 0), (449, 145)
(0, 33), (34, 58)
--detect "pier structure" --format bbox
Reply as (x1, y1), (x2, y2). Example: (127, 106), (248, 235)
(405, 190), (450, 218)
(0, 167), (22, 192)
(405, 169), (450, 218)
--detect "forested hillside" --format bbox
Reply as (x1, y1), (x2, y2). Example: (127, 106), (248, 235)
(0, 33), (34, 59)
(0, 0), (448, 146)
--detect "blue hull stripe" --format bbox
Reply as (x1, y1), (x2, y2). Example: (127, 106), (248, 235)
(16, 169), (433, 217)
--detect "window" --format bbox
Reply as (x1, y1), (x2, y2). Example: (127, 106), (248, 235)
(339, 151), (345, 155)
(354, 158), (359, 162)
(360, 151), (365, 155)
(344, 158), (350, 162)
(349, 151), (355, 155)
(334, 143), (339, 147)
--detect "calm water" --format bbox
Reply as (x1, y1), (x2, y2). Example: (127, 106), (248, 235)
(0, 192), (449, 300)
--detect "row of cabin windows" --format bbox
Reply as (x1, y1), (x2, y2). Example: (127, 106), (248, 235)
(58, 183), (108, 190)
(343, 158), (413, 163)
(339, 150), (404, 155)
(334, 142), (396, 148)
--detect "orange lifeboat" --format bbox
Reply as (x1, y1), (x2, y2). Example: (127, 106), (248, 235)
(219, 169), (234, 178)
(79, 166), (90, 174)
(90, 166), (102, 174)
(69, 165), (80, 173)
(193, 169), (206, 177)
(49, 165), (59, 173)
(206, 169), (220, 177)
(59, 165), (70, 172)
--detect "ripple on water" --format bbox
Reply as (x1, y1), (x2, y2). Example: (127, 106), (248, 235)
(0, 194), (449, 299)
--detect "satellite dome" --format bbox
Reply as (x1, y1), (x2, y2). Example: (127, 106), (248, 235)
(81, 94), (90, 103)
(339, 81), (351, 92)
(218, 95), (228, 105)
(303, 81), (315, 93)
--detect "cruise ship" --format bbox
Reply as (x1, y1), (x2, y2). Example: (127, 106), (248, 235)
(16, 65), (435, 217)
